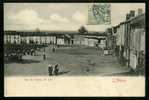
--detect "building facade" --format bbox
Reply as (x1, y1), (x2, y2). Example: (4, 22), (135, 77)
(110, 9), (145, 71)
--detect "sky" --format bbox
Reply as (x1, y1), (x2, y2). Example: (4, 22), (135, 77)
(4, 3), (145, 32)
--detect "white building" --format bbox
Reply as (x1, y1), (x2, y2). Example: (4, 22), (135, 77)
(4, 33), (21, 44)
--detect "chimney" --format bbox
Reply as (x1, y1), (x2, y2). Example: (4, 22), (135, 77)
(130, 10), (135, 18)
(138, 8), (143, 15)
(126, 13), (130, 20)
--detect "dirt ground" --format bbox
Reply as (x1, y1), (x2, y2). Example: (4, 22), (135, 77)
(5, 46), (131, 76)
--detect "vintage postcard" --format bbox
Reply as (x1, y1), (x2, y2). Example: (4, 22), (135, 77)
(4, 3), (145, 96)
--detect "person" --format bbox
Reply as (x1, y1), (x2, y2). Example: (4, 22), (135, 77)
(54, 64), (59, 75)
(101, 46), (104, 56)
(43, 51), (46, 60)
(98, 47), (102, 56)
(48, 64), (53, 76)
(52, 47), (55, 52)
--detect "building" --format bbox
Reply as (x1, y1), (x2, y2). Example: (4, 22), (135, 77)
(129, 13), (145, 70)
(111, 9), (145, 71)
(4, 31), (21, 44)
(4, 30), (106, 61)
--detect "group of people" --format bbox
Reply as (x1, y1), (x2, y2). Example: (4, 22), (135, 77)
(48, 64), (59, 76)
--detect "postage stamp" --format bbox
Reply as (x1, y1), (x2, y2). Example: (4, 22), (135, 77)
(88, 3), (111, 25)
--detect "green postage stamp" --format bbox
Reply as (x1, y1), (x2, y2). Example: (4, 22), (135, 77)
(88, 3), (111, 25)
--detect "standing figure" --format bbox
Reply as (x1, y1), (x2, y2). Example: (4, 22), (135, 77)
(52, 47), (56, 52)
(54, 64), (59, 75)
(48, 64), (53, 76)
(101, 46), (104, 56)
(43, 50), (46, 60)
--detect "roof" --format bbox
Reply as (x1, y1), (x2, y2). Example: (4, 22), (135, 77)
(113, 13), (145, 28)
(4, 30), (106, 36)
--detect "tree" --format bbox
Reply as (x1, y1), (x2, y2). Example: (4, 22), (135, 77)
(78, 26), (88, 34)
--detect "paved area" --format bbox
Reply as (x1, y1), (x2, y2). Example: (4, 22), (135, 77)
(5, 46), (131, 76)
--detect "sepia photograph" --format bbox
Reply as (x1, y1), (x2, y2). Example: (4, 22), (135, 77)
(4, 3), (145, 96)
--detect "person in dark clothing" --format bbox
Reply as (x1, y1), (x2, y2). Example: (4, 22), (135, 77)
(52, 47), (55, 52)
(43, 54), (46, 60)
(54, 64), (59, 75)
(48, 64), (53, 76)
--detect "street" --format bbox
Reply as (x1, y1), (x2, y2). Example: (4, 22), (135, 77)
(5, 46), (131, 76)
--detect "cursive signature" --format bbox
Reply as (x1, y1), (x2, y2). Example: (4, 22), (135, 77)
(112, 78), (127, 83)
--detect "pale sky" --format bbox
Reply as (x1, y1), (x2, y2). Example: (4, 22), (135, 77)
(4, 3), (145, 32)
